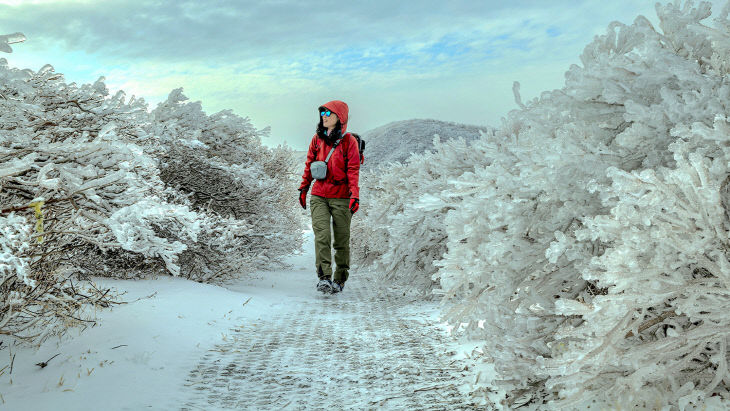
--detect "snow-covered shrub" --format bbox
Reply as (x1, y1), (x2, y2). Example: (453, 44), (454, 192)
(0, 212), (115, 343)
(107, 200), (201, 276)
(357, 1), (730, 408)
(150, 89), (305, 281)
(351, 119), (488, 294)
(0, 56), (195, 341)
(0, 214), (33, 333)
(0, 36), (305, 341)
(0, 58), (185, 268)
(352, 136), (491, 295)
(441, 2), (730, 408)
(538, 124), (730, 409)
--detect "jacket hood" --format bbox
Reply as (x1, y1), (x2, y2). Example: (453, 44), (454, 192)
(320, 100), (349, 134)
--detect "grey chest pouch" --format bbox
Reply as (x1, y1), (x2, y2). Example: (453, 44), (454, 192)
(311, 138), (343, 180)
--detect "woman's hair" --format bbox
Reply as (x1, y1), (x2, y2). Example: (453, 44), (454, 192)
(316, 116), (342, 144)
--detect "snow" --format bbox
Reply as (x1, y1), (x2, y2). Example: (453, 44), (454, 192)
(0, 231), (473, 410)
(2, 273), (259, 409)
(0, 236), (312, 409)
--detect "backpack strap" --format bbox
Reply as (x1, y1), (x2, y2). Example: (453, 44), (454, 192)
(324, 137), (344, 164)
(342, 133), (357, 172)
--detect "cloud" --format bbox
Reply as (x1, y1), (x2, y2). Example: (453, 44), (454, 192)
(1, 1), (658, 71)
(4, 0), (729, 150)
(0, 0), (91, 5)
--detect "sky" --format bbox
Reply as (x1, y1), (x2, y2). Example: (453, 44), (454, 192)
(0, 0), (727, 150)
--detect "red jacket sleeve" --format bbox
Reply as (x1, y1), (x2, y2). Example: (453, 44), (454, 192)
(346, 134), (360, 199)
(299, 136), (317, 192)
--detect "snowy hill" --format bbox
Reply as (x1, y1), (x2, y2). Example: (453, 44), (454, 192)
(359, 119), (488, 171)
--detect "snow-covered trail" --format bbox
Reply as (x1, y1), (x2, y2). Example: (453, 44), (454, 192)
(180, 231), (472, 410)
(2, 231), (473, 410)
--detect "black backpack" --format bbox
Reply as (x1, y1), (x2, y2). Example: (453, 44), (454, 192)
(350, 133), (366, 164)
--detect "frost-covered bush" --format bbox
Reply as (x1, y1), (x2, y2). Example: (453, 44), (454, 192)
(357, 1), (730, 408)
(0, 213), (114, 343)
(351, 119), (488, 294)
(0, 56), (199, 341)
(149, 89), (304, 281)
(0, 36), (305, 341)
(352, 136), (491, 295)
(0, 57), (191, 272)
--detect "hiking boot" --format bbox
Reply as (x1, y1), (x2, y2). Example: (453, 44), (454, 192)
(331, 281), (344, 294)
(316, 279), (333, 293)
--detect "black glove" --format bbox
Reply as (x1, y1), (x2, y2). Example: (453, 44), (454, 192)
(298, 189), (307, 210)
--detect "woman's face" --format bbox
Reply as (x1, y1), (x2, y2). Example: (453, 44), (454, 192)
(322, 110), (339, 129)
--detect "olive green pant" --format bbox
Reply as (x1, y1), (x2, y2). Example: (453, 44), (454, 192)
(310, 195), (352, 285)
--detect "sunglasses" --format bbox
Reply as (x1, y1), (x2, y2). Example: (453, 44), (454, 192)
(320, 110), (333, 117)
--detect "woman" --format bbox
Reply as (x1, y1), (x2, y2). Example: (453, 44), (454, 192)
(298, 100), (360, 294)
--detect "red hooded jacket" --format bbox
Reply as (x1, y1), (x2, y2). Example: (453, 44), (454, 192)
(299, 100), (360, 199)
